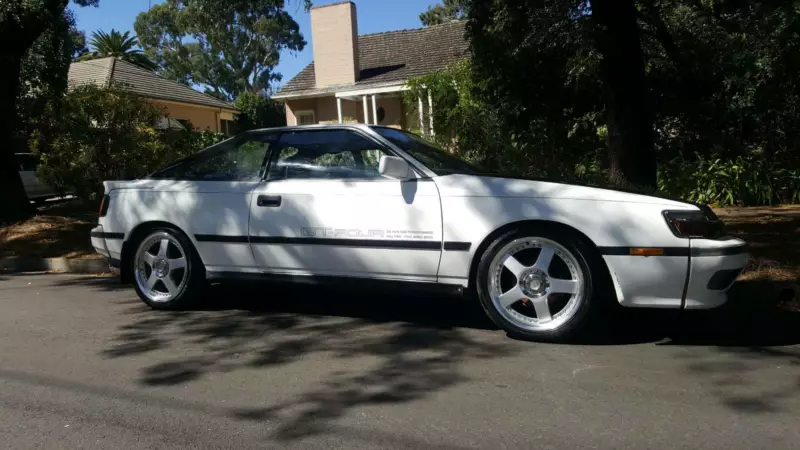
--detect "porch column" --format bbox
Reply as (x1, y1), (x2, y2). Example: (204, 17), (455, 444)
(418, 95), (425, 136)
(362, 95), (369, 124)
(336, 97), (343, 124)
(427, 89), (435, 137)
(371, 95), (378, 125)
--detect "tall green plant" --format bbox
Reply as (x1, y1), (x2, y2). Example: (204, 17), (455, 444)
(77, 29), (157, 71)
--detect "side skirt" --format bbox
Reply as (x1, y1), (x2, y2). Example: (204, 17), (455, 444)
(206, 271), (465, 296)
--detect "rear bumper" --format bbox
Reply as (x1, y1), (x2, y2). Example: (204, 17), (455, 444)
(90, 226), (124, 261)
(90, 225), (110, 257)
(684, 238), (748, 309)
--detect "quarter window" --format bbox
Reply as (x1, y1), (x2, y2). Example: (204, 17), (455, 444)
(151, 135), (273, 181)
(267, 130), (391, 181)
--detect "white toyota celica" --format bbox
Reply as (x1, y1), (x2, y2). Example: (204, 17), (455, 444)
(91, 124), (748, 341)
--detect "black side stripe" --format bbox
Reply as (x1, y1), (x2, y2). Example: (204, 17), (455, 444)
(598, 245), (747, 257)
(250, 236), (441, 250)
(90, 231), (124, 240)
(443, 241), (471, 251)
(195, 234), (249, 243)
(194, 235), (474, 252)
(691, 246), (748, 257)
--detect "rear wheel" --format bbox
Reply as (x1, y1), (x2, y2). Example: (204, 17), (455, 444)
(129, 228), (204, 310)
(475, 228), (598, 342)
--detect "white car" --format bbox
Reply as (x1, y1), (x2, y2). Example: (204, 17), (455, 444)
(90, 125), (748, 341)
(16, 153), (61, 202)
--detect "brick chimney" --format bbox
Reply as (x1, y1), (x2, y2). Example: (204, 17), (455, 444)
(310, 1), (360, 88)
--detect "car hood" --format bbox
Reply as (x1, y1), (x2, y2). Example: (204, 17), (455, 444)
(433, 174), (696, 208)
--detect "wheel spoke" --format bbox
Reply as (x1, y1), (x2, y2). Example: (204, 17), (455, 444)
(502, 255), (527, 278)
(146, 273), (159, 290)
(532, 297), (552, 322)
(169, 257), (186, 270)
(497, 285), (526, 308)
(550, 278), (579, 295)
(142, 252), (156, 268)
(534, 246), (555, 273)
(158, 239), (170, 257)
(162, 275), (178, 295)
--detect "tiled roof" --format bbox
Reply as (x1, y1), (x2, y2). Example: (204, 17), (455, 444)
(68, 57), (237, 111)
(275, 20), (468, 98)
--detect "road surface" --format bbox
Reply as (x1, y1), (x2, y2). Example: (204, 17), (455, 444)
(0, 273), (798, 449)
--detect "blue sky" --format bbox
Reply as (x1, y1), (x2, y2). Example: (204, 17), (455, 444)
(72, 0), (441, 89)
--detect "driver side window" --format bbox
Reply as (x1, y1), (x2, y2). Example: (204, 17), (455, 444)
(267, 130), (391, 181)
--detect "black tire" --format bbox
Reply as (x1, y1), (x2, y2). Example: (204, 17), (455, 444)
(128, 226), (205, 310)
(474, 227), (602, 342)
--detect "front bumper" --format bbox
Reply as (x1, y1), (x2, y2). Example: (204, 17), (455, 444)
(683, 238), (748, 309)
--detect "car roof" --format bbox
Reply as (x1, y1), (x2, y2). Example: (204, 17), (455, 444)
(247, 124), (373, 134)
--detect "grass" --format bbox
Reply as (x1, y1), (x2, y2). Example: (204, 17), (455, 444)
(0, 200), (102, 260)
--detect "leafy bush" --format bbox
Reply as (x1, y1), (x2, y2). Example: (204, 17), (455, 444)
(658, 155), (800, 206)
(31, 84), (225, 198)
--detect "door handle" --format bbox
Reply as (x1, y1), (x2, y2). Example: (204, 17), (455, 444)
(257, 195), (282, 207)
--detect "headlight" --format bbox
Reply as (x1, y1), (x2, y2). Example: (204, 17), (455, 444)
(663, 207), (725, 239)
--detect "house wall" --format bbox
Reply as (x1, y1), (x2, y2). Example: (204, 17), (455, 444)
(152, 100), (225, 132)
(284, 95), (406, 128)
(285, 98), (318, 125)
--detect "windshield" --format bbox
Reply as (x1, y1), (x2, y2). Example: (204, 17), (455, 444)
(371, 127), (482, 175)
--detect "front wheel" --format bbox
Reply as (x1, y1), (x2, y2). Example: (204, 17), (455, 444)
(475, 229), (598, 342)
(129, 228), (204, 310)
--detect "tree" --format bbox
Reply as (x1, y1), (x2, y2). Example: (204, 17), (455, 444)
(15, 9), (79, 154)
(135, 0), (310, 102)
(0, 0), (99, 222)
(32, 84), (179, 198)
(592, 0), (655, 188)
(70, 27), (88, 59)
(467, 0), (656, 189)
(233, 91), (285, 132)
(76, 29), (157, 71)
(420, 0), (466, 26)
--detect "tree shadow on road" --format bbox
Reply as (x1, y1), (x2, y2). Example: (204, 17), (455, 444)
(100, 281), (517, 441)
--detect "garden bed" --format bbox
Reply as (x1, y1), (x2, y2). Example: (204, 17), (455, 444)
(0, 200), (101, 260)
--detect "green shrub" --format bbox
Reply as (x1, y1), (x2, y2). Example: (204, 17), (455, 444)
(658, 155), (800, 206)
(31, 84), (227, 199)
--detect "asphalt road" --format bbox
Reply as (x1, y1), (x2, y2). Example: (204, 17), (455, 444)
(1, 273), (799, 449)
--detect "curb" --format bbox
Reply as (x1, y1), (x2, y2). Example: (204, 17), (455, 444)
(0, 257), (114, 274)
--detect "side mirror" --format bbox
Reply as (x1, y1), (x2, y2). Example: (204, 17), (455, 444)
(379, 155), (412, 180)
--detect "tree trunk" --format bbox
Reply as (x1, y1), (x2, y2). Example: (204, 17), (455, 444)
(592, 0), (657, 189)
(0, 50), (35, 223)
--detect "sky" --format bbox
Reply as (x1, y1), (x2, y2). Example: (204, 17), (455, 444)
(72, 0), (441, 89)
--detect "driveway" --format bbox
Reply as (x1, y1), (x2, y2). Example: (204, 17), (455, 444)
(0, 274), (798, 449)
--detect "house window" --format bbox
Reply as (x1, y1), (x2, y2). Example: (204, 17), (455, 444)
(221, 119), (235, 135)
(295, 110), (315, 126)
(175, 118), (192, 130)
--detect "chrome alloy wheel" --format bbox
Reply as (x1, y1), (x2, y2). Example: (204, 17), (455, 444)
(487, 237), (585, 332)
(134, 232), (189, 303)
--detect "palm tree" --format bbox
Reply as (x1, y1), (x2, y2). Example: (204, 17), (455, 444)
(76, 29), (157, 71)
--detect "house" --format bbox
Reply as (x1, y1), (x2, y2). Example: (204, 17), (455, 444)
(272, 1), (468, 134)
(68, 57), (239, 134)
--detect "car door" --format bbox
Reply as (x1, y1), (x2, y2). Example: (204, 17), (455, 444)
(146, 133), (276, 273)
(248, 128), (443, 282)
